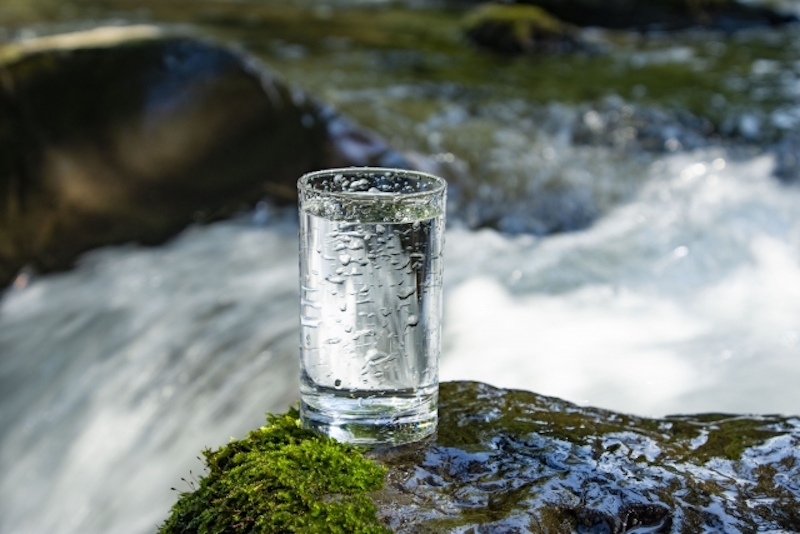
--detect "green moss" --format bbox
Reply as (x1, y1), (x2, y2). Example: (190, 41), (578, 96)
(462, 4), (579, 55)
(158, 409), (390, 534)
(691, 418), (783, 462)
(463, 4), (572, 39)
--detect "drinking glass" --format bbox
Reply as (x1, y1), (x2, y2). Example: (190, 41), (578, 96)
(298, 167), (446, 446)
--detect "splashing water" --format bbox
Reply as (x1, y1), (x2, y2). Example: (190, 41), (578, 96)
(441, 150), (800, 416)
(0, 221), (301, 534)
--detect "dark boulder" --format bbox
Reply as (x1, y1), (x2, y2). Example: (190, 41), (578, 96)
(0, 25), (407, 287)
(464, 4), (585, 55)
(502, 0), (797, 31)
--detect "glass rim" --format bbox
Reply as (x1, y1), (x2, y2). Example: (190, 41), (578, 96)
(298, 167), (447, 201)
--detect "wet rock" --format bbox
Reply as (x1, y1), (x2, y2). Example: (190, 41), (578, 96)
(464, 4), (585, 55)
(459, 0), (797, 32)
(370, 381), (800, 533)
(571, 97), (717, 152)
(0, 25), (408, 287)
(773, 133), (800, 183)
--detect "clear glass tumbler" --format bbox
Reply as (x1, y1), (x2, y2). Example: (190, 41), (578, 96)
(298, 167), (446, 446)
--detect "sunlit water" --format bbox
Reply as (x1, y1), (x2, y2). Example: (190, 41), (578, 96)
(442, 150), (800, 416)
(2, 147), (800, 533)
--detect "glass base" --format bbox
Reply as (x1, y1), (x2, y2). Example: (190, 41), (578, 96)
(300, 385), (438, 447)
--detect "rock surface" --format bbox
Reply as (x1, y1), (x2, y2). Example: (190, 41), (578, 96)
(370, 381), (800, 533)
(464, 4), (584, 55)
(0, 26), (407, 287)
(462, 0), (797, 31)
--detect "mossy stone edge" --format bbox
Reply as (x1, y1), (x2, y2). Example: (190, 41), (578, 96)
(159, 409), (390, 534)
(161, 382), (800, 533)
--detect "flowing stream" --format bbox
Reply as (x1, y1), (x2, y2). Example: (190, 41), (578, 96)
(2, 1), (800, 532)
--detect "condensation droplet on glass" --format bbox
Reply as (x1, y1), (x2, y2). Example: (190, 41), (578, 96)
(398, 286), (416, 300)
(339, 254), (351, 266)
(407, 315), (419, 326)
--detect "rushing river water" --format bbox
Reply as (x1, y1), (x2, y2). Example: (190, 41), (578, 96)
(2, 1), (800, 533)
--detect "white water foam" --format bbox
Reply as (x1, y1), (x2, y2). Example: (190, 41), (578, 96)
(441, 150), (800, 416)
(0, 219), (301, 534)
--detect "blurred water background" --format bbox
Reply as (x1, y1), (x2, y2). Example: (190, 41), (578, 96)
(2, 0), (800, 532)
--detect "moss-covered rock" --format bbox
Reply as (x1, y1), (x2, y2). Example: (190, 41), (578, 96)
(159, 409), (390, 534)
(506, 0), (797, 31)
(461, 0), (798, 56)
(165, 381), (800, 532)
(464, 4), (583, 55)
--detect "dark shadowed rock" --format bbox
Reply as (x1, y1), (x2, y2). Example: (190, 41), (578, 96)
(0, 25), (408, 287)
(774, 133), (800, 184)
(460, 0), (797, 32)
(464, 4), (585, 55)
(370, 381), (800, 533)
